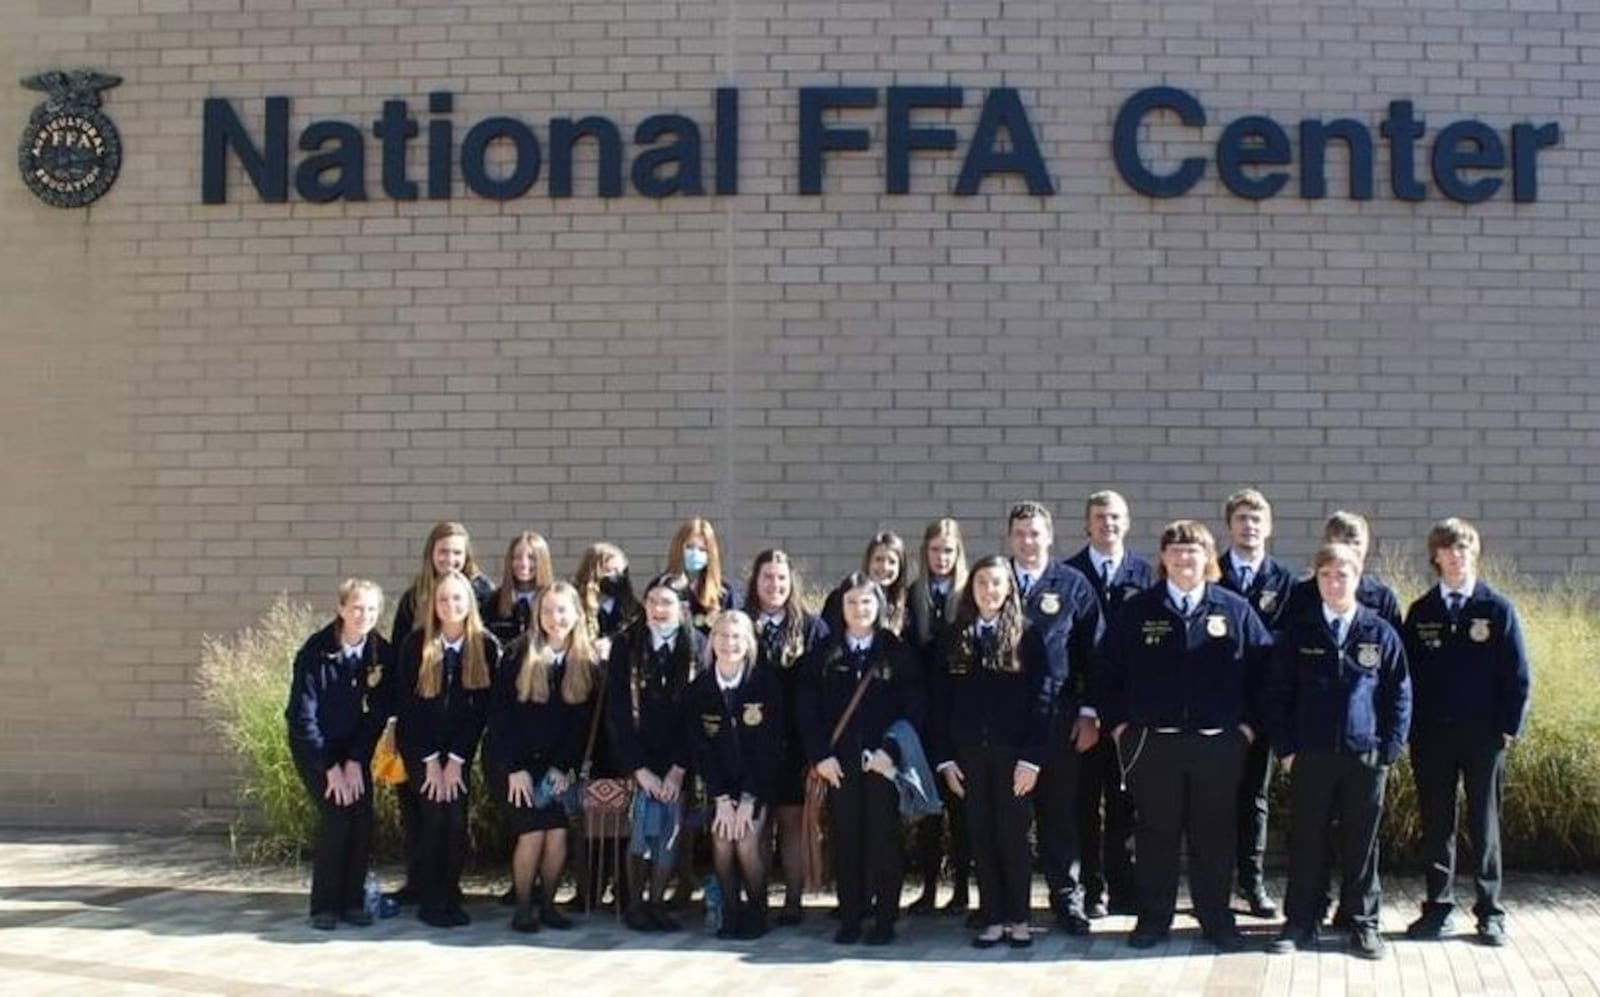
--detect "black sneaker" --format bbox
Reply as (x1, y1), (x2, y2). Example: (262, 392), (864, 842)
(1405, 907), (1457, 940)
(1478, 919), (1508, 947)
(1349, 925), (1386, 960)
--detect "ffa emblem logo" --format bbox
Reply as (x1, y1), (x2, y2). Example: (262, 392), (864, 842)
(1356, 644), (1381, 668)
(742, 702), (764, 727)
(1469, 618), (1491, 643)
(1038, 592), (1061, 615)
(18, 69), (122, 208)
(366, 664), (383, 688)
(1205, 614), (1228, 638)
(1257, 589), (1278, 613)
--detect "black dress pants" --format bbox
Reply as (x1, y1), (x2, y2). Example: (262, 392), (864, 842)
(1123, 728), (1245, 933)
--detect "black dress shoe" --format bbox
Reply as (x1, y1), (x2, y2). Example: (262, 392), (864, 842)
(736, 914), (769, 941)
(418, 907), (455, 928)
(511, 909), (541, 933)
(341, 909), (374, 928)
(940, 890), (971, 915)
(384, 885), (418, 906)
(1203, 927), (1247, 953)
(309, 912), (337, 931)
(648, 904), (681, 932)
(864, 921), (896, 946)
(834, 922), (863, 944)
(1269, 925), (1317, 954)
(1240, 888), (1279, 919)
(540, 906), (574, 930)
(1057, 910), (1092, 936)
(623, 905), (657, 932)
(1007, 924), (1034, 949)
(775, 903), (804, 927)
(444, 906), (472, 927)
(1127, 924), (1168, 949)
(971, 925), (1005, 949)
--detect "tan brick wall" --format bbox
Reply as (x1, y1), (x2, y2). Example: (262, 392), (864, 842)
(1, 0), (1594, 827)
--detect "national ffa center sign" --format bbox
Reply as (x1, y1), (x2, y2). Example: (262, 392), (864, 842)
(199, 86), (1561, 206)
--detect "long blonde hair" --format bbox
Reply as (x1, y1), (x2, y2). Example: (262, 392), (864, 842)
(415, 571), (492, 698)
(513, 582), (599, 704)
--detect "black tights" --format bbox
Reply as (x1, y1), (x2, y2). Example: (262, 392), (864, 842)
(712, 814), (769, 913)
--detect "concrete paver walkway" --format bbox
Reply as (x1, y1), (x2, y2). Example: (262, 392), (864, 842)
(2, 832), (1598, 995)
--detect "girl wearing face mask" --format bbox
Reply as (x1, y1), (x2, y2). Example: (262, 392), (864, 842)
(485, 531), (556, 646)
(394, 571), (500, 929)
(488, 582), (599, 934)
(665, 517), (739, 632)
(571, 541), (641, 912)
(575, 542), (641, 658)
(686, 610), (786, 940)
(932, 556), (1048, 949)
(605, 573), (707, 931)
(798, 572), (927, 947)
(742, 549), (830, 926)
(386, 522), (493, 909)
(823, 532), (910, 637)
(903, 518), (973, 917)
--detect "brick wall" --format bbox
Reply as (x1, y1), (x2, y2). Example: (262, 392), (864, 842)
(1, 0), (1595, 827)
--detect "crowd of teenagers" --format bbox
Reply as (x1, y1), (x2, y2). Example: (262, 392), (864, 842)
(284, 491), (1531, 958)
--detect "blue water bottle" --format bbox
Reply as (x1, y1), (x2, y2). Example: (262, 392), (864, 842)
(363, 872), (381, 921)
(703, 876), (723, 933)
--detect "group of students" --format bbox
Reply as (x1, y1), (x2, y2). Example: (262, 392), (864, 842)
(284, 492), (1531, 959)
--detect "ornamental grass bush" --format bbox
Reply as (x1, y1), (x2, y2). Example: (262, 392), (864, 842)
(1351, 555), (1600, 870)
(198, 594), (512, 865)
(205, 571), (1600, 870)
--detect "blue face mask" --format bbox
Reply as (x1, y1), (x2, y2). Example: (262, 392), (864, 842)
(682, 548), (709, 573)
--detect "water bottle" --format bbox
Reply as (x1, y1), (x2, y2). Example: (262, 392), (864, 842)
(703, 876), (723, 933)
(363, 872), (381, 921)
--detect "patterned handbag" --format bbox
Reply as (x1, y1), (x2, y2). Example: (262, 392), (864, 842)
(578, 666), (633, 836)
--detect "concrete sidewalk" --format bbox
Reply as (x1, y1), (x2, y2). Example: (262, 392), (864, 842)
(2, 831), (1597, 995)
